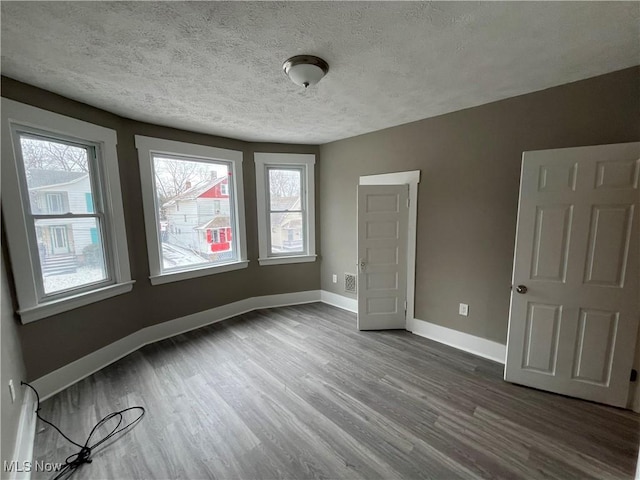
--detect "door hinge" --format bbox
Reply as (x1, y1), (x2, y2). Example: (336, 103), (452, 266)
(631, 369), (638, 382)
(404, 300), (407, 313)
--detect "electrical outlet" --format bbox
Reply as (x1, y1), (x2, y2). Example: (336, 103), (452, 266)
(459, 303), (469, 316)
(332, 274), (337, 283)
(8, 379), (15, 403)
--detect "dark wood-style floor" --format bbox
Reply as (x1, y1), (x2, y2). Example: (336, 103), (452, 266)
(33, 303), (639, 480)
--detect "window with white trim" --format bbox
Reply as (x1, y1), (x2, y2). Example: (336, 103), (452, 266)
(1, 99), (133, 323)
(135, 136), (248, 285)
(45, 192), (66, 214)
(254, 153), (316, 266)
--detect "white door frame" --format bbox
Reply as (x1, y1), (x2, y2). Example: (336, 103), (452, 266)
(359, 170), (420, 330)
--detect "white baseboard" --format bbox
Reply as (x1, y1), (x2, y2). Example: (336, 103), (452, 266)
(320, 290), (357, 313)
(33, 290), (322, 400)
(8, 388), (37, 480)
(31, 290), (505, 402)
(320, 291), (505, 364)
(410, 317), (506, 364)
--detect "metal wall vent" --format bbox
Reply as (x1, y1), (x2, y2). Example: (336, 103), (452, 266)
(345, 273), (357, 293)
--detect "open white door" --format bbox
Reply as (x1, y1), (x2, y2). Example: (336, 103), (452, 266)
(505, 142), (640, 407)
(357, 184), (408, 330)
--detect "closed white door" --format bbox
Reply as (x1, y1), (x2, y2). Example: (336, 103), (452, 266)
(357, 184), (408, 330)
(505, 142), (639, 407)
(50, 225), (69, 254)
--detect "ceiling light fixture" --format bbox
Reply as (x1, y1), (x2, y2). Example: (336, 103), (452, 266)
(282, 55), (329, 88)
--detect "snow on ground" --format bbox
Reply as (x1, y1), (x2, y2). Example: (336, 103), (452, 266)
(161, 242), (208, 269)
(43, 243), (211, 293)
(44, 267), (106, 294)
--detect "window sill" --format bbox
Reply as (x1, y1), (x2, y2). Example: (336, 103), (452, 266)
(258, 255), (317, 266)
(150, 260), (249, 285)
(18, 280), (135, 324)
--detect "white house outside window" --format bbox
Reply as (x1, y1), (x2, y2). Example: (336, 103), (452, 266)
(1, 99), (133, 323)
(135, 136), (248, 285)
(254, 153), (316, 266)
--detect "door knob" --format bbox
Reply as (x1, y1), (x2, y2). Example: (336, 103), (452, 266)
(515, 285), (528, 294)
(359, 259), (366, 271)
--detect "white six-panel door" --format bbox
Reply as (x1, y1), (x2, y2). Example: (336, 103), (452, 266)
(357, 184), (408, 330)
(505, 142), (640, 407)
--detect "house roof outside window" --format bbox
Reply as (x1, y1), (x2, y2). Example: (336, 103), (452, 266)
(27, 169), (88, 189)
(196, 215), (231, 230)
(162, 176), (227, 208)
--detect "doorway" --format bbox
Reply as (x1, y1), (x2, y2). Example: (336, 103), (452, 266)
(357, 171), (420, 331)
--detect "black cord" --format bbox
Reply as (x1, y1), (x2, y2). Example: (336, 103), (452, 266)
(21, 382), (145, 480)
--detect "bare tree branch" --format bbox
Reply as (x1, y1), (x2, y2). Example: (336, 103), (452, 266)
(268, 169), (301, 199)
(154, 158), (211, 204)
(20, 137), (88, 173)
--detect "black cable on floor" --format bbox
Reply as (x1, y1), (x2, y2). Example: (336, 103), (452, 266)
(21, 382), (145, 480)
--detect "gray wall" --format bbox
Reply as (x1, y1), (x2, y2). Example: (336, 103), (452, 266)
(1, 250), (27, 473)
(2, 66), (639, 385)
(319, 66), (640, 344)
(1, 77), (320, 380)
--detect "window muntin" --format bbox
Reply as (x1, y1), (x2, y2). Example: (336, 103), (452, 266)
(152, 154), (237, 273)
(266, 167), (305, 256)
(14, 131), (112, 300)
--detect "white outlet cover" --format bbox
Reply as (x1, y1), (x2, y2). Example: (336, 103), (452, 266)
(459, 303), (469, 316)
(332, 274), (337, 283)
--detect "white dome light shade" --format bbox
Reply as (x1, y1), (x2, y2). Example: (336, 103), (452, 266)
(283, 55), (329, 88)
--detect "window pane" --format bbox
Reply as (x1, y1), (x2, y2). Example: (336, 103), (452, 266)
(268, 169), (301, 211)
(35, 218), (108, 295)
(270, 212), (304, 254)
(19, 135), (94, 215)
(153, 155), (235, 270)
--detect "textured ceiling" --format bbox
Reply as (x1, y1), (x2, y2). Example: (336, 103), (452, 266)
(1, 2), (638, 144)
